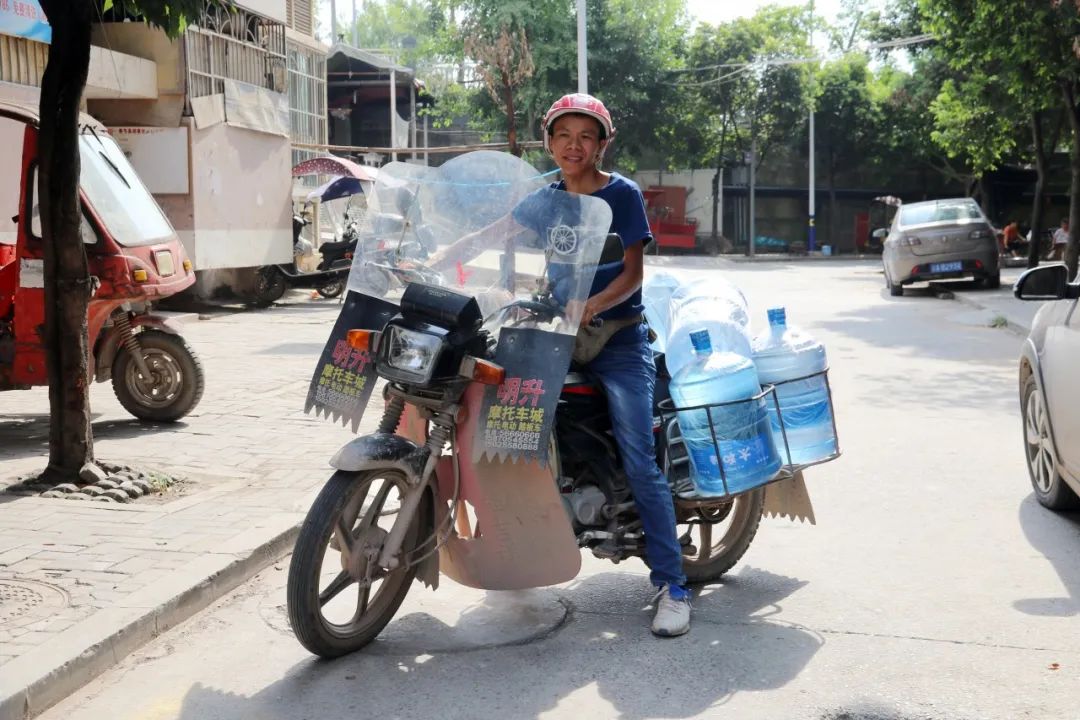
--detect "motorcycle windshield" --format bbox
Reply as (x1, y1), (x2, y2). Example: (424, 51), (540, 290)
(345, 151), (613, 338)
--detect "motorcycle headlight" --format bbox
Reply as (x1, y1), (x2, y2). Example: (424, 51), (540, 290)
(382, 326), (443, 383)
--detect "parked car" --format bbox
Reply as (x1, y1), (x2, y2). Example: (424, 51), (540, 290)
(1015, 264), (1080, 510)
(875, 198), (1000, 296)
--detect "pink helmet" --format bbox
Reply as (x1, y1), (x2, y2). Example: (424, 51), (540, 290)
(542, 93), (616, 154)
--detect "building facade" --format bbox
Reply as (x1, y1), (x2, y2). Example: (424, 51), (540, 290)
(0, 0), (328, 299)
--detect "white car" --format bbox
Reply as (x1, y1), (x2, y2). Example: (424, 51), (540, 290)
(1016, 264), (1080, 509)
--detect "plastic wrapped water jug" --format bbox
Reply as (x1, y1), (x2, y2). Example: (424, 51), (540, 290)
(642, 272), (684, 353)
(664, 277), (752, 376)
(751, 307), (837, 465)
(669, 330), (782, 496)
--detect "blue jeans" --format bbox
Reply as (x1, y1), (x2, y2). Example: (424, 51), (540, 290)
(588, 339), (687, 591)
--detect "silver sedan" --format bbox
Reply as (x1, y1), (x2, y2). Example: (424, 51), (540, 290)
(876, 198), (1000, 296)
(1015, 264), (1080, 510)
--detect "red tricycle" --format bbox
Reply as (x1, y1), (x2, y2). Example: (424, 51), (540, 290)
(0, 101), (204, 422)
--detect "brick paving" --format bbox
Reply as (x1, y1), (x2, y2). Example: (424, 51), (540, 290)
(0, 293), (382, 714)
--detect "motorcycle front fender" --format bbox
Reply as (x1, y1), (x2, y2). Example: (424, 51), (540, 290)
(329, 432), (428, 482)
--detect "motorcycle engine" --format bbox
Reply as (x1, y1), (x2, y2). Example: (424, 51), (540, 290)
(561, 484), (608, 529)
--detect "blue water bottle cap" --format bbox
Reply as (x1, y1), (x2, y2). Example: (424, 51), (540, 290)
(689, 329), (712, 354)
(767, 307), (787, 327)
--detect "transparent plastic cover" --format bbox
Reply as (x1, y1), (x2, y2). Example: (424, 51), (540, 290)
(345, 151), (613, 337)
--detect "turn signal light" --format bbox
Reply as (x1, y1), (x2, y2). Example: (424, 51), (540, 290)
(183, 259), (193, 272)
(132, 269), (148, 282)
(468, 358), (505, 386)
(347, 329), (376, 351)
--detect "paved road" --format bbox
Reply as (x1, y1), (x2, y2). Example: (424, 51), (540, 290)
(40, 260), (1080, 720)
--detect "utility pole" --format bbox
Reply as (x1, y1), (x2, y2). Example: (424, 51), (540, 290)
(330, 0), (338, 43)
(749, 136), (756, 257)
(577, 0), (587, 94)
(808, 0), (817, 252)
(351, 0), (358, 46)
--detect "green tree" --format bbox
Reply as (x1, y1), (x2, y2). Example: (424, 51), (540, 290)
(684, 5), (814, 243)
(812, 55), (882, 246)
(921, 0), (1080, 275)
(36, 0), (225, 482)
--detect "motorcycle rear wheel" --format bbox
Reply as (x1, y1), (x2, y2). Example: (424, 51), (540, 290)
(287, 470), (432, 658)
(251, 267), (288, 307)
(316, 278), (345, 298)
(677, 487), (764, 583)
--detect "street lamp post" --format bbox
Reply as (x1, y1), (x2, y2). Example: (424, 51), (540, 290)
(577, 0), (587, 94)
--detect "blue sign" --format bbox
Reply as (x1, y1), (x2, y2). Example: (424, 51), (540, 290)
(0, 0), (51, 44)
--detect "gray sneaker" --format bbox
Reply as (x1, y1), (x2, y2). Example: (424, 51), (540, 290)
(650, 585), (691, 637)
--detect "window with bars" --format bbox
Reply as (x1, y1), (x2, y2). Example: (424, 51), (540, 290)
(287, 42), (327, 183)
(184, 3), (287, 101)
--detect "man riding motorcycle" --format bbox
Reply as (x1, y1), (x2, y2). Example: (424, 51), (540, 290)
(430, 93), (691, 636)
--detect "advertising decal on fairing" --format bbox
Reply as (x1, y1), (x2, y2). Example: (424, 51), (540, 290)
(475, 327), (574, 466)
(305, 290), (399, 431)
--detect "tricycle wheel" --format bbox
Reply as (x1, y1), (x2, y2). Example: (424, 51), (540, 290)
(287, 470), (433, 658)
(112, 330), (205, 422)
(677, 487), (764, 584)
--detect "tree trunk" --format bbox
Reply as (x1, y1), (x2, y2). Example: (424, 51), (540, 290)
(827, 148), (837, 248)
(501, 70), (520, 158)
(38, 0), (95, 481)
(1062, 82), (1080, 280)
(1029, 110), (1048, 269)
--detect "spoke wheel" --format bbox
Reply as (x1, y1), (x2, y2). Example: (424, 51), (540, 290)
(677, 487), (764, 583)
(287, 470), (433, 658)
(1022, 374), (1079, 510)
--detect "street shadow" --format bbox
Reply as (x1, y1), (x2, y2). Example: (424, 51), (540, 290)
(817, 302), (1018, 414)
(173, 568), (821, 720)
(0, 413), (194, 463)
(1014, 494), (1080, 617)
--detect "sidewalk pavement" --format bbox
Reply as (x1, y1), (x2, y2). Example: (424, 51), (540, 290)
(933, 267), (1040, 337)
(0, 292), (379, 720)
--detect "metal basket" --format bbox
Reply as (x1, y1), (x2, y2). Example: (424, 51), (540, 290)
(658, 368), (841, 499)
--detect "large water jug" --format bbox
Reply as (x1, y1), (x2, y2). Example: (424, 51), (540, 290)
(752, 307), (837, 465)
(665, 278), (752, 376)
(642, 272), (683, 353)
(670, 330), (782, 496)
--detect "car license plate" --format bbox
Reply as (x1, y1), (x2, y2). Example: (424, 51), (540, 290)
(930, 261), (962, 273)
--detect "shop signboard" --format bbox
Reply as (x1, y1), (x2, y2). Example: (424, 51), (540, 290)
(0, 0), (51, 44)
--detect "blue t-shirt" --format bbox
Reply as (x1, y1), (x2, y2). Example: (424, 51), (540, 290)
(513, 172), (652, 346)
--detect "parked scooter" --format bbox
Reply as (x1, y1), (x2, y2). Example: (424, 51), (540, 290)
(0, 101), (204, 422)
(287, 152), (838, 657)
(250, 212), (355, 306)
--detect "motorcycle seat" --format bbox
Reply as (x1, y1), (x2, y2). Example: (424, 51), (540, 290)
(319, 239), (355, 254)
(561, 370), (603, 397)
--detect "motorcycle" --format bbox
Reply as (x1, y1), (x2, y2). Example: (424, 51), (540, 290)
(288, 151), (837, 657)
(251, 176), (367, 306)
(0, 100), (204, 423)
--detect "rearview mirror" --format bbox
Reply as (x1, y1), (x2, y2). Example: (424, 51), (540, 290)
(1014, 264), (1077, 301)
(598, 232), (625, 265)
(871, 228), (888, 240)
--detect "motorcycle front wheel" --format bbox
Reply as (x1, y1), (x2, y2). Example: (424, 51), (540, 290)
(287, 470), (433, 658)
(677, 487), (764, 584)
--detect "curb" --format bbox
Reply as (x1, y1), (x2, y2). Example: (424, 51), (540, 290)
(947, 290), (1031, 338)
(722, 254), (881, 264)
(0, 522), (300, 720)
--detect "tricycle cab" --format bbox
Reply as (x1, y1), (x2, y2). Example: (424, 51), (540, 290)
(0, 100), (195, 391)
